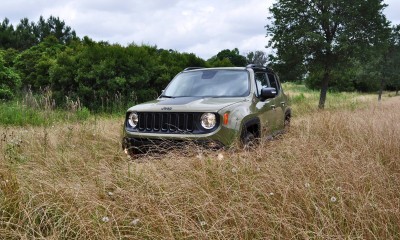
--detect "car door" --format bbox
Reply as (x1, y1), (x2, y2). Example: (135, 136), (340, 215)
(267, 72), (285, 130)
(254, 71), (280, 133)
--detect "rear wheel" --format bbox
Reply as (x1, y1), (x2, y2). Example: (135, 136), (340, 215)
(284, 114), (291, 129)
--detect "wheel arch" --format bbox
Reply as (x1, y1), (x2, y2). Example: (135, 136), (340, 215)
(285, 107), (292, 119)
(240, 117), (261, 139)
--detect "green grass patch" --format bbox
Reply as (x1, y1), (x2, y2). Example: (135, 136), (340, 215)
(282, 82), (377, 116)
(0, 102), (92, 126)
(0, 102), (46, 126)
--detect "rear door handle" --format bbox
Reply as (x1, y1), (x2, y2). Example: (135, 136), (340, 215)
(281, 101), (286, 107)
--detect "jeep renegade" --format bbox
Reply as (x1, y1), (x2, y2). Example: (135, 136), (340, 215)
(122, 65), (291, 153)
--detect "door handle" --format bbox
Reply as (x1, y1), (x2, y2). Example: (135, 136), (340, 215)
(280, 101), (286, 107)
(271, 105), (276, 110)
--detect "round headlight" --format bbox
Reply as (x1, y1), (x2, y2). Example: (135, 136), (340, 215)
(128, 112), (139, 128)
(201, 113), (216, 129)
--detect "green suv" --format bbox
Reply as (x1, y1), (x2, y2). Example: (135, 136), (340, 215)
(122, 65), (291, 153)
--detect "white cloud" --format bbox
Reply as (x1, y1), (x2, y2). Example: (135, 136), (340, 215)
(384, 0), (400, 25)
(1, 0), (398, 59)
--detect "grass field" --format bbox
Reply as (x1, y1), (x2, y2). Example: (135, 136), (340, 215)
(1, 87), (399, 239)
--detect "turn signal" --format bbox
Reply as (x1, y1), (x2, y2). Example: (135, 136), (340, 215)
(223, 113), (229, 125)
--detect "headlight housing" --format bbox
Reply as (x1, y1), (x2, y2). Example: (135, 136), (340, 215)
(200, 113), (216, 129)
(128, 112), (139, 128)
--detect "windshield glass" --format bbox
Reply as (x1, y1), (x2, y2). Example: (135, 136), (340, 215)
(162, 70), (250, 98)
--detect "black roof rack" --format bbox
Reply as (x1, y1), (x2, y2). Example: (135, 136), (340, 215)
(183, 67), (205, 71)
(246, 64), (267, 69)
(246, 64), (274, 72)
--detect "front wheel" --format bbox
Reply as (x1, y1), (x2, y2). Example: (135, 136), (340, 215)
(122, 138), (147, 159)
(241, 129), (257, 149)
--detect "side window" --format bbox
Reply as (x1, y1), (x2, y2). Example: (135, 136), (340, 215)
(267, 73), (280, 94)
(255, 72), (270, 96)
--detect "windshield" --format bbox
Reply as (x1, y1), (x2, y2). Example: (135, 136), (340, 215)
(162, 70), (250, 98)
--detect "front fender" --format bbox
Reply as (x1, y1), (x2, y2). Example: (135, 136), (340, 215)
(218, 99), (260, 137)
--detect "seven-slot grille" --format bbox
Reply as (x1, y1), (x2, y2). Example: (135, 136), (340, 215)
(137, 112), (199, 133)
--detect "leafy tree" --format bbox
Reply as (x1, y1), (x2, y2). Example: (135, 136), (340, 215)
(267, 0), (390, 108)
(384, 25), (400, 96)
(1, 16), (77, 51)
(207, 56), (234, 67)
(246, 51), (268, 66)
(0, 18), (15, 49)
(268, 51), (306, 82)
(36, 16), (77, 44)
(211, 48), (247, 67)
(154, 49), (206, 93)
(14, 36), (64, 90)
(49, 41), (207, 110)
(0, 50), (21, 100)
(14, 18), (38, 50)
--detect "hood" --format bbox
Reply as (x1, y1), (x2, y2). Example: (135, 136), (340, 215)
(128, 97), (247, 112)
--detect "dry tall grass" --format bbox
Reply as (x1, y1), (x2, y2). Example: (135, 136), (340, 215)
(1, 97), (399, 239)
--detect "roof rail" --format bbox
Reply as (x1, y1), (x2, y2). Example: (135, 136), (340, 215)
(246, 64), (275, 72)
(183, 67), (204, 71)
(246, 64), (265, 69)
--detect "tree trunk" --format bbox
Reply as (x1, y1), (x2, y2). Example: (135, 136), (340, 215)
(378, 78), (383, 101)
(318, 71), (330, 109)
(378, 55), (387, 101)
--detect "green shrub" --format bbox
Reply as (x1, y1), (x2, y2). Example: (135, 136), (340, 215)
(289, 93), (306, 104)
(0, 103), (46, 126)
(76, 107), (91, 121)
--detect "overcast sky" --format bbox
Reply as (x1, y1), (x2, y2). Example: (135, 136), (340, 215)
(2, 0), (399, 60)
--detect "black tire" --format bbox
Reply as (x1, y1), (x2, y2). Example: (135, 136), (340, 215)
(241, 129), (256, 149)
(284, 114), (291, 130)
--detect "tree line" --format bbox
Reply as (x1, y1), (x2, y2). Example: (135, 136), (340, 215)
(1, 16), (266, 111)
(1, 5), (400, 111)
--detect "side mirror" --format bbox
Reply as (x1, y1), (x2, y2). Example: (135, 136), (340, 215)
(260, 87), (277, 99)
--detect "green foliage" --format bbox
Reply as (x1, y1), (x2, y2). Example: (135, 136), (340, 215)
(2, 16), (260, 113)
(0, 16), (77, 50)
(305, 59), (364, 92)
(0, 102), (47, 126)
(206, 56), (234, 67)
(47, 40), (207, 111)
(0, 18), (16, 49)
(385, 25), (400, 93)
(14, 36), (63, 90)
(268, 53), (306, 82)
(0, 50), (21, 100)
(0, 102), (94, 126)
(283, 82), (376, 116)
(76, 107), (91, 121)
(208, 48), (247, 67)
(289, 93), (306, 104)
(246, 51), (267, 66)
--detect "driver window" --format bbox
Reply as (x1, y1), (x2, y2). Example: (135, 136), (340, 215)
(267, 73), (280, 94)
(255, 72), (269, 96)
